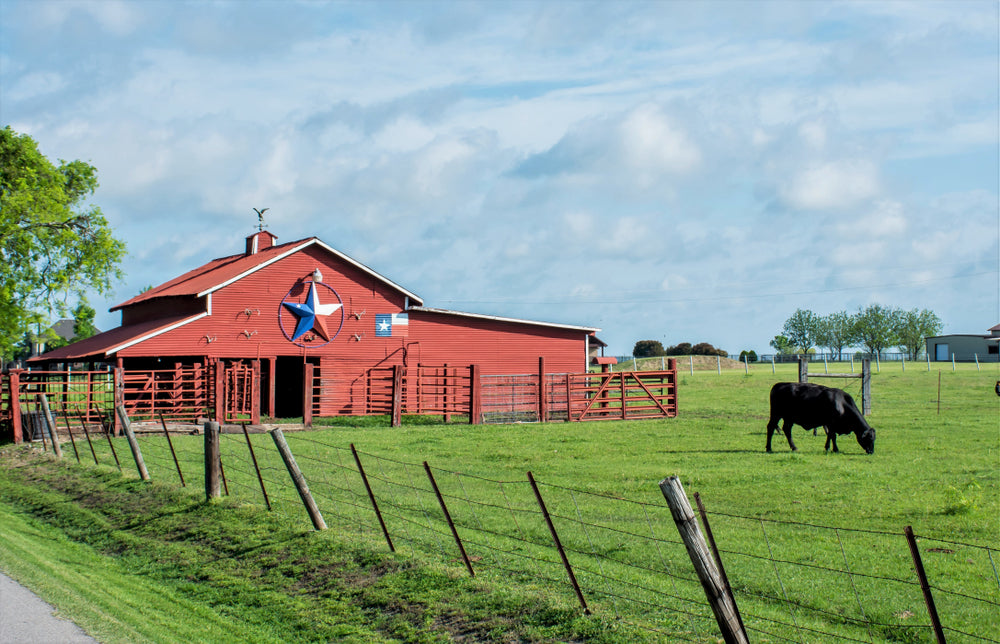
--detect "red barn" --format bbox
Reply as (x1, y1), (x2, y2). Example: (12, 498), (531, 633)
(33, 231), (602, 422)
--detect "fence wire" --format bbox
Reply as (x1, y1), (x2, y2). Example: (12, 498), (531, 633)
(41, 421), (1000, 644)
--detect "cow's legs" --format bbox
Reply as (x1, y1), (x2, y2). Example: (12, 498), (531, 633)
(823, 427), (839, 452)
(766, 416), (779, 452)
(782, 421), (797, 451)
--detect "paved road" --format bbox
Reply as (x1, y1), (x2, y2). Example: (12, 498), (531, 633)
(0, 572), (97, 643)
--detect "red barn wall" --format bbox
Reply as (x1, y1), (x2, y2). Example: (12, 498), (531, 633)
(118, 246), (410, 362)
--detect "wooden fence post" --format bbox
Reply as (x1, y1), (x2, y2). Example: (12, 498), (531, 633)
(114, 367), (125, 435)
(861, 359), (871, 416)
(204, 421), (221, 500)
(303, 362), (314, 428)
(116, 405), (149, 481)
(37, 394), (63, 458)
(469, 364), (482, 425)
(351, 444), (393, 551)
(798, 357), (809, 384)
(659, 476), (748, 644)
(270, 428), (327, 530)
(8, 371), (23, 444)
(391, 365), (402, 427)
(213, 361), (225, 424)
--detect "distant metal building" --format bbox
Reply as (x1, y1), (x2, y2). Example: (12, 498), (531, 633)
(925, 324), (1000, 362)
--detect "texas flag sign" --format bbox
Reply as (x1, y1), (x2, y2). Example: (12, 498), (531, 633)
(375, 313), (408, 337)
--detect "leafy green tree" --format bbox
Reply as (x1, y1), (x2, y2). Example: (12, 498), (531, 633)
(739, 349), (758, 363)
(815, 311), (854, 361)
(691, 342), (727, 357)
(71, 299), (99, 342)
(896, 308), (943, 360)
(0, 127), (125, 361)
(782, 309), (818, 354)
(853, 304), (901, 358)
(633, 340), (665, 358)
(769, 335), (792, 354)
(665, 342), (693, 355)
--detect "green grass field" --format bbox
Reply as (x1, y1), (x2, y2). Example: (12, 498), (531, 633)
(2, 361), (997, 642)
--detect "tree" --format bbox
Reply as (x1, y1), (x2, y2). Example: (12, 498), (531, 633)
(739, 349), (758, 363)
(896, 308), (943, 361)
(0, 127), (125, 361)
(633, 340), (665, 358)
(782, 309), (818, 354)
(665, 342), (693, 355)
(853, 304), (901, 358)
(691, 342), (727, 357)
(815, 311), (854, 361)
(71, 299), (99, 342)
(770, 335), (792, 354)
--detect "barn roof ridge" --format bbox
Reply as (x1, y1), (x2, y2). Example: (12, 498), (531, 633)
(407, 305), (601, 333)
(111, 236), (423, 312)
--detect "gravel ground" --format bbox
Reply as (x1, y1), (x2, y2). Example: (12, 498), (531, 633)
(0, 572), (97, 643)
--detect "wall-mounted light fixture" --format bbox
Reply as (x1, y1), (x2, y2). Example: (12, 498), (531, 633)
(313, 268), (323, 282)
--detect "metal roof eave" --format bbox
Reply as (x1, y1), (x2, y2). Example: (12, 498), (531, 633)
(195, 238), (424, 305)
(407, 306), (600, 334)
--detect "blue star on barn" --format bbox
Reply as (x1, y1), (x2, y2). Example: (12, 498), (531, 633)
(282, 282), (343, 341)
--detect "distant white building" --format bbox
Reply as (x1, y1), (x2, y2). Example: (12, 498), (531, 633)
(925, 324), (1000, 362)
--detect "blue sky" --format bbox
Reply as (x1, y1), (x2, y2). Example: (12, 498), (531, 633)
(2, 0), (997, 356)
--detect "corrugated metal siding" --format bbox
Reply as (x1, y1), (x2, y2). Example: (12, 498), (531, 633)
(406, 310), (588, 375)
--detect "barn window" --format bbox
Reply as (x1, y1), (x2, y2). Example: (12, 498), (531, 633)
(989, 344), (998, 355)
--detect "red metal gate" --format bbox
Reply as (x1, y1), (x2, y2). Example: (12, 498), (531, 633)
(566, 370), (677, 421)
(223, 360), (258, 423)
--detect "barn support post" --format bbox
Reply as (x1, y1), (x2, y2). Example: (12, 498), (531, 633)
(904, 526), (946, 644)
(537, 357), (546, 422)
(270, 428), (327, 530)
(267, 357), (278, 418)
(861, 359), (871, 416)
(798, 358), (808, 383)
(116, 405), (149, 481)
(9, 371), (22, 444)
(390, 365), (403, 427)
(659, 476), (747, 644)
(303, 362), (314, 428)
(469, 365), (482, 425)
(204, 421), (221, 500)
(37, 394), (63, 458)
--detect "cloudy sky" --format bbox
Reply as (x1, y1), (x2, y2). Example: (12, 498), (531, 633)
(2, 1), (997, 356)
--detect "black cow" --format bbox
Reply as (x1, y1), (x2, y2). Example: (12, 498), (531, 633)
(766, 382), (875, 454)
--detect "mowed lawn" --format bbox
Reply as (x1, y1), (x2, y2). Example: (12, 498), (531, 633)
(2, 361), (997, 642)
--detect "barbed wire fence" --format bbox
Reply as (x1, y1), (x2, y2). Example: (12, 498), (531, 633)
(27, 400), (1000, 643)
(39, 408), (1000, 643)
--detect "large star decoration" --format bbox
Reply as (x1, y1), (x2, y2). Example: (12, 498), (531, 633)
(282, 282), (343, 341)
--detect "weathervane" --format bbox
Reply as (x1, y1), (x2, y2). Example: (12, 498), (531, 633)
(253, 207), (269, 232)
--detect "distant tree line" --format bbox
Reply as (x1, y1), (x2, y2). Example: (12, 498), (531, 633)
(770, 304), (943, 360)
(633, 340), (727, 358)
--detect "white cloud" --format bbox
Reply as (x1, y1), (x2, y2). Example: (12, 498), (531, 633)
(780, 159), (881, 211)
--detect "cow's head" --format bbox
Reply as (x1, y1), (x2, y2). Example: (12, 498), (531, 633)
(858, 427), (875, 454)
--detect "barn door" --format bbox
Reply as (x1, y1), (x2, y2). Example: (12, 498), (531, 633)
(224, 360), (259, 424)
